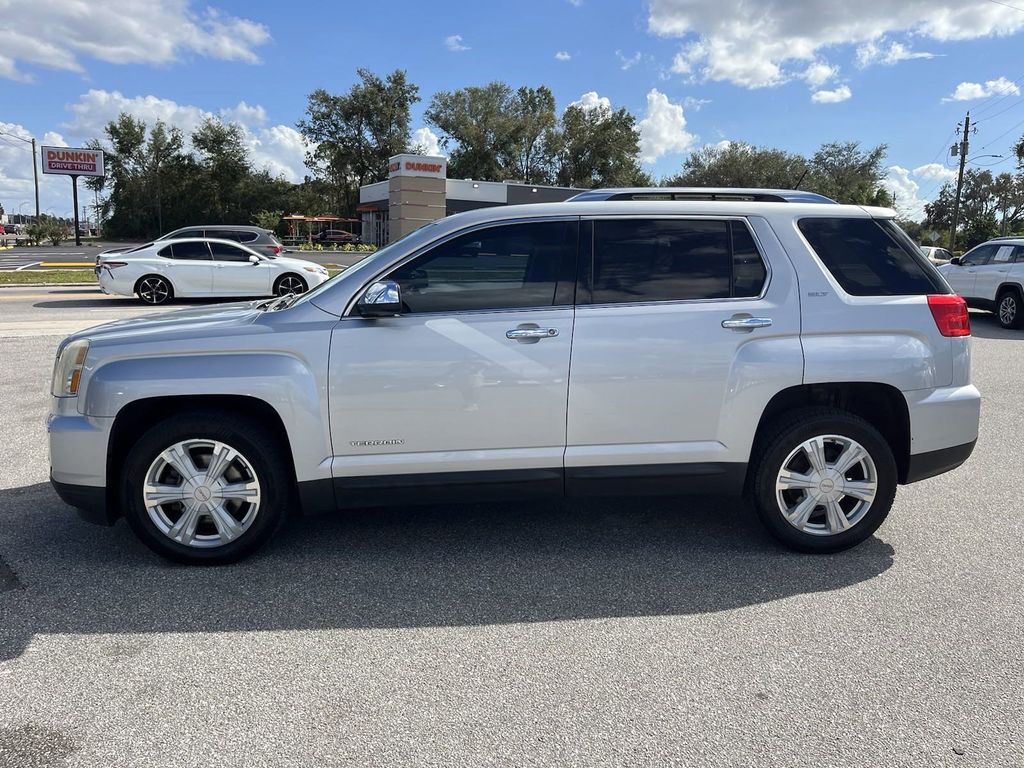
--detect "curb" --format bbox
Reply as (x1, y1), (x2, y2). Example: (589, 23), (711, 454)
(0, 283), (98, 289)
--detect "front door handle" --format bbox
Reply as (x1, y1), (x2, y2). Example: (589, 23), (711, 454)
(506, 326), (559, 341)
(722, 316), (773, 331)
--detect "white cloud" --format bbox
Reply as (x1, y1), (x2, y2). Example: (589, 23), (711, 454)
(638, 88), (695, 163)
(444, 34), (470, 52)
(410, 127), (442, 157)
(555, 51), (572, 61)
(913, 163), (957, 182)
(811, 85), (852, 104)
(616, 50), (642, 70)
(650, 0), (1024, 88)
(804, 61), (838, 87)
(0, 123), (76, 217)
(944, 76), (1020, 101)
(567, 0), (583, 6)
(856, 39), (936, 67)
(682, 96), (712, 111)
(64, 90), (308, 183)
(885, 165), (930, 221)
(0, 0), (270, 81)
(569, 91), (612, 113)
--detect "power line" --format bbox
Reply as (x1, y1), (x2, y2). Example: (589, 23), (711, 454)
(986, 0), (1024, 13)
(980, 114), (1024, 149)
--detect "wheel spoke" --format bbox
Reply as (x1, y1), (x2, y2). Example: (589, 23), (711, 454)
(804, 437), (828, 473)
(832, 442), (866, 475)
(167, 505), (202, 545)
(824, 499), (850, 533)
(220, 481), (260, 503)
(785, 494), (818, 529)
(144, 483), (186, 506)
(842, 480), (877, 503)
(161, 445), (199, 481)
(778, 469), (817, 490)
(204, 443), (237, 485)
(209, 502), (243, 542)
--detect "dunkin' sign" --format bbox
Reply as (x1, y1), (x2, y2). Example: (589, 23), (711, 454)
(387, 153), (446, 179)
(41, 147), (105, 177)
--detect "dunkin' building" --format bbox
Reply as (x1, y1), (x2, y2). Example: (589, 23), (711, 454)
(357, 153), (582, 247)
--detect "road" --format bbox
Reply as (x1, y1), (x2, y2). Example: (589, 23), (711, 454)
(0, 243), (369, 271)
(0, 290), (1021, 767)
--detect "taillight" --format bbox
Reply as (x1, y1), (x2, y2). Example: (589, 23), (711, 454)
(271, 245), (282, 254)
(928, 294), (970, 337)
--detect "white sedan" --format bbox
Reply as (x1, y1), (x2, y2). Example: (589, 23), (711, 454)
(96, 238), (331, 304)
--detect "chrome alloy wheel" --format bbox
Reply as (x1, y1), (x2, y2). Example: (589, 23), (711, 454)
(143, 439), (261, 548)
(999, 294), (1017, 327)
(775, 434), (878, 536)
(138, 277), (170, 304)
(276, 275), (305, 296)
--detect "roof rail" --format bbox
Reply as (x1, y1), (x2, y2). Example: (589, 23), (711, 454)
(565, 187), (838, 204)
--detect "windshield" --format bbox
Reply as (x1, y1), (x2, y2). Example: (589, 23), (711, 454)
(288, 221), (443, 309)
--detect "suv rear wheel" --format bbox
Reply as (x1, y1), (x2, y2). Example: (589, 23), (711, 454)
(121, 411), (291, 564)
(749, 408), (897, 553)
(996, 288), (1023, 330)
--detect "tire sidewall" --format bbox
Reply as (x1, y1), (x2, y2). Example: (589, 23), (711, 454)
(274, 273), (307, 296)
(752, 414), (897, 553)
(997, 290), (1021, 329)
(136, 275), (173, 305)
(122, 416), (288, 564)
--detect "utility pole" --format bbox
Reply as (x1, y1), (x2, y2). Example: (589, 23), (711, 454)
(949, 112), (974, 253)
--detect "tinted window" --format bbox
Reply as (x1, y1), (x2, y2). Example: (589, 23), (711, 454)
(157, 245), (172, 258)
(388, 221), (575, 313)
(591, 219), (766, 304)
(173, 229), (204, 239)
(798, 218), (947, 296)
(209, 241), (254, 262)
(170, 241), (211, 261)
(960, 244), (996, 267)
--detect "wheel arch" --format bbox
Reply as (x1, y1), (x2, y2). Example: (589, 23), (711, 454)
(133, 272), (176, 299)
(751, 382), (912, 485)
(106, 394), (297, 519)
(996, 281), (1024, 299)
(274, 272), (308, 293)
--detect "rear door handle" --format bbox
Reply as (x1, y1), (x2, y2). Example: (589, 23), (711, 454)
(722, 316), (773, 331)
(506, 327), (559, 341)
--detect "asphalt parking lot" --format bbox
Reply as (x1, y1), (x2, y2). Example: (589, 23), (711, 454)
(0, 288), (1022, 767)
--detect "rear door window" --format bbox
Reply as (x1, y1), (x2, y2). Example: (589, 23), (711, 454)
(588, 219), (766, 304)
(170, 241), (212, 260)
(797, 217), (947, 296)
(174, 229), (205, 239)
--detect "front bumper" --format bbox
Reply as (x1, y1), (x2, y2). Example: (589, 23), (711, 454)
(47, 410), (116, 525)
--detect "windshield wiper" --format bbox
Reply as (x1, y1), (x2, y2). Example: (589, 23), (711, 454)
(259, 293), (301, 312)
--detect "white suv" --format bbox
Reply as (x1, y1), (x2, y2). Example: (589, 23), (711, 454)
(939, 237), (1024, 329)
(48, 192), (981, 563)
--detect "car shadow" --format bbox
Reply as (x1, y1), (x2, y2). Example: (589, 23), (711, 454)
(0, 483), (895, 662)
(968, 311), (1023, 340)
(32, 297), (232, 310)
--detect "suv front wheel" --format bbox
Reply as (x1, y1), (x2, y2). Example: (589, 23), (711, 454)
(749, 408), (897, 553)
(121, 411), (291, 564)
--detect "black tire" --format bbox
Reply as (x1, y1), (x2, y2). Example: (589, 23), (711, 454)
(121, 411), (292, 564)
(135, 275), (173, 305)
(748, 407), (897, 553)
(996, 288), (1023, 330)
(273, 273), (307, 296)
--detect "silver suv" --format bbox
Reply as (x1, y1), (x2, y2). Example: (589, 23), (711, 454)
(48, 193), (981, 563)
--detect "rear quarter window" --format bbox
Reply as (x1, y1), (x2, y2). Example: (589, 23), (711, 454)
(798, 217), (948, 296)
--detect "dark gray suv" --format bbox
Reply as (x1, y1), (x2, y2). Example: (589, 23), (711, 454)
(162, 225), (283, 258)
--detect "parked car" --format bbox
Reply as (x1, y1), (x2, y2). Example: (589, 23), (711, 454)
(50, 191), (979, 563)
(94, 238), (330, 304)
(99, 225), (284, 259)
(315, 229), (360, 244)
(938, 237), (1024, 328)
(920, 246), (954, 265)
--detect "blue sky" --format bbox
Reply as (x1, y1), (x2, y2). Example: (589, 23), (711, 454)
(4, 0), (1024, 219)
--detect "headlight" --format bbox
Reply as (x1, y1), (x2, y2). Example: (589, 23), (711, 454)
(303, 266), (327, 274)
(52, 339), (90, 397)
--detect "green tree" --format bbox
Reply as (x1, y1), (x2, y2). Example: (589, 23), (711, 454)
(806, 141), (891, 205)
(924, 169), (1024, 248)
(667, 142), (806, 188)
(553, 102), (648, 188)
(298, 69), (420, 215)
(252, 209), (284, 231)
(191, 118), (250, 223)
(425, 82), (518, 181)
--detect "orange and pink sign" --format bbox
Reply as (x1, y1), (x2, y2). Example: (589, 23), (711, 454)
(41, 147), (105, 177)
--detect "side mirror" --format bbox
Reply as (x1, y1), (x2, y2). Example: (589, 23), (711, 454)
(357, 280), (402, 317)
(950, 257), (962, 266)
(248, 254), (260, 264)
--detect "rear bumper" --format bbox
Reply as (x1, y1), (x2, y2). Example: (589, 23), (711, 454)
(905, 440), (977, 484)
(905, 384), (981, 455)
